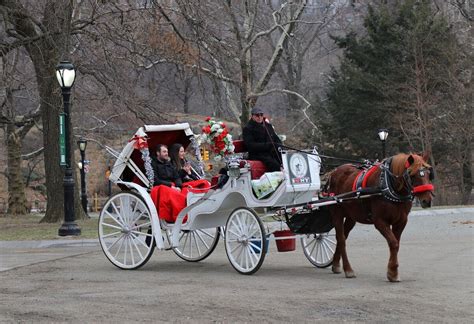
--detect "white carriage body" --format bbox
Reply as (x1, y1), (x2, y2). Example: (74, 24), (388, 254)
(107, 123), (322, 250)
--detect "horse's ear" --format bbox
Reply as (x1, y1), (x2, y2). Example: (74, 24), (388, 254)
(422, 151), (431, 162)
(405, 155), (415, 169)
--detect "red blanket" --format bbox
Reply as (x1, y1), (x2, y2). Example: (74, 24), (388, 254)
(151, 180), (211, 223)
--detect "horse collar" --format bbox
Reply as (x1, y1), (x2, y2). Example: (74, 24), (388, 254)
(380, 158), (413, 203)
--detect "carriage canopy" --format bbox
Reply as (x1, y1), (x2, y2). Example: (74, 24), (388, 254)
(109, 123), (195, 185)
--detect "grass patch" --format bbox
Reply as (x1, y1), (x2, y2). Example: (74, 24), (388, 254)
(0, 214), (98, 241)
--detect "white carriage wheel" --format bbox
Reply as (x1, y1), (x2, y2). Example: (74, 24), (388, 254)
(225, 207), (266, 275)
(99, 192), (155, 270)
(301, 228), (336, 268)
(166, 227), (220, 262)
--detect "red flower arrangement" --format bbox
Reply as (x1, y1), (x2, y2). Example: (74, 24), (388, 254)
(200, 117), (235, 161)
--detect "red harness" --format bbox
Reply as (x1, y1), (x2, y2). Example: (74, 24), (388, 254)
(352, 165), (380, 191)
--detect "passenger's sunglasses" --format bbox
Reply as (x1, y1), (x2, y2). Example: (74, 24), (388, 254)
(253, 113), (264, 117)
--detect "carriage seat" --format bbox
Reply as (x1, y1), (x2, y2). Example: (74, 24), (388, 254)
(232, 140), (267, 179)
(210, 140), (267, 187)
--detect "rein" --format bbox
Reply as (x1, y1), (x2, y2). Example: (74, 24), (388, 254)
(279, 144), (369, 165)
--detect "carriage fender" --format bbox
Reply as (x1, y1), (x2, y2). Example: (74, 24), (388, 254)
(116, 181), (165, 249)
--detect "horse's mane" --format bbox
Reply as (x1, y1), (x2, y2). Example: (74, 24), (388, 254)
(391, 153), (430, 176)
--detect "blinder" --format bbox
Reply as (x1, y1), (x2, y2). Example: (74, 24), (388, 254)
(428, 167), (435, 181)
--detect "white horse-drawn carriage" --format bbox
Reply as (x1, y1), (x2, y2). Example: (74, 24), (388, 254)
(99, 123), (336, 274)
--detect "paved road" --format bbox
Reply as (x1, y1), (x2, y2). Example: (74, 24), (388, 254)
(0, 208), (473, 322)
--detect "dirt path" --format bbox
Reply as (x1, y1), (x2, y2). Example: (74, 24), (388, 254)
(1, 210), (473, 323)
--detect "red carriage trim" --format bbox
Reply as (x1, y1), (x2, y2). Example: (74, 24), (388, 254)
(129, 135), (148, 149)
(412, 184), (434, 194)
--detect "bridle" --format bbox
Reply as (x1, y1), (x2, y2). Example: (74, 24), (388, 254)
(380, 158), (435, 202)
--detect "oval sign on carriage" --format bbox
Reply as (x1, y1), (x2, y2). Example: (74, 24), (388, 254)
(282, 151), (321, 192)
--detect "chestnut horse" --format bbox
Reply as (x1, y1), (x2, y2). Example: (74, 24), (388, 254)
(326, 152), (434, 282)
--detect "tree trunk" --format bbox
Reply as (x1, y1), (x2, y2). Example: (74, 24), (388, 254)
(6, 124), (28, 215)
(2, 0), (87, 222)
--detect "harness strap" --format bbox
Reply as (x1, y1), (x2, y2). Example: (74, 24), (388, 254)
(380, 158), (413, 203)
(352, 164), (380, 191)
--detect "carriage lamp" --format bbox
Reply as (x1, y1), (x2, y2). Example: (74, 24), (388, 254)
(228, 160), (241, 178)
(378, 128), (389, 158)
(77, 138), (89, 216)
(56, 61), (81, 236)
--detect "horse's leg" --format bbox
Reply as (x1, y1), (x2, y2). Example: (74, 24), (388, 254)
(388, 219), (408, 282)
(331, 211), (343, 274)
(373, 219), (401, 282)
(342, 217), (356, 278)
(331, 212), (356, 278)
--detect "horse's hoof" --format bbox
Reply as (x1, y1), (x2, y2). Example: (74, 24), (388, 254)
(345, 271), (356, 278)
(387, 272), (400, 282)
(332, 265), (342, 274)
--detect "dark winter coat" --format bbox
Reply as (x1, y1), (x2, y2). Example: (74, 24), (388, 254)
(152, 158), (183, 188)
(242, 119), (282, 171)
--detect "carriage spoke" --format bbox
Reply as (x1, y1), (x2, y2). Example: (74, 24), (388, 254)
(247, 226), (260, 239)
(229, 242), (242, 254)
(230, 219), (243, 236)
(315, 239), (322, 262)
(128, 237), (135, 265)
(102, 231), (121, 239)
(321, 241), (331, 262)
(309, 237), (317, 257)
(227, 228), (241, 238)
(182, 232), (189, 253)
(114, 235), (125, 259)
(131, 230), (152, 237)
(248, 241), (262, 253)
(130, 210), (146, 227)
(105, 210), (124, 227)
(131, 221), (151, 231)
(102, 222), (122, 231)
(195, 230), (210, 250)
(107, 234), (124, 251)
(123, 236), (128, 265)
(197, 229), (215, 239)
(192, 232), (202, 256)
(235, 214), (246, 235)
(121, 196), (131, 224)
(304, 237), (316, 249)
(246, 246), (251, 269)
(111, 201), (123, 224)
(131, 237), (144, 260)
(247, 245), (259, 264)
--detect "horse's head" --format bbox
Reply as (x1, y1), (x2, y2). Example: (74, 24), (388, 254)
(404, 152), (435, 208)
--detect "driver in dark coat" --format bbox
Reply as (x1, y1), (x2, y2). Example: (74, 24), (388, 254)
(242, 107), (282, 172)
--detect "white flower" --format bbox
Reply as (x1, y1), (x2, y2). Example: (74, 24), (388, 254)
(211, 124), (220, 132)
(226, 134), (232, 141)
(217, 128), (224, 134)
(200, 134), (207, 142)
(228, 144), (235, 152)
(214, 155), (222, 162)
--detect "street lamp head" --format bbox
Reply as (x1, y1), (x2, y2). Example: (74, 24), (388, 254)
(378, 128), (389, 141)
(55, 61), (76, 89)
(77, 138), (87, 152)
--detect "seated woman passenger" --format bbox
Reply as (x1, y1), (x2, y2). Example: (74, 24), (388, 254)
(169, 143), (210, 192)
